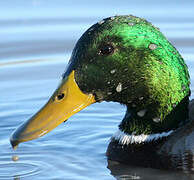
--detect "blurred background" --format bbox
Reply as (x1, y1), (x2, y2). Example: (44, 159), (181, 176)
(0, 0), (194, 63)
(0, 0), (194, 180)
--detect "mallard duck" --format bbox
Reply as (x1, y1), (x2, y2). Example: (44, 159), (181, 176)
(10, 15), (194, 172)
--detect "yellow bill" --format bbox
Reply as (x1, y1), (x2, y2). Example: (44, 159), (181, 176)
(10, 71), (95, 149)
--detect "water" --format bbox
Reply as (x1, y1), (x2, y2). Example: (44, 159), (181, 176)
(0, 0), (194, 179)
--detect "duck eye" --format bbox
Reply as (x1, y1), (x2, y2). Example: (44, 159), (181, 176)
(56, 93), (65, 101)
(99, 44), (114, 56)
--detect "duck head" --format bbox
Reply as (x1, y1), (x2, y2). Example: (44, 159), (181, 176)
(10, 15), (190, 148)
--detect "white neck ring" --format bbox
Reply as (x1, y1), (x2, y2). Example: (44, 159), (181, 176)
(112, 129), (173, 145)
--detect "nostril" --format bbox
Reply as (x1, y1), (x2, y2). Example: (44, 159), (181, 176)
(56, 93), (65, 101)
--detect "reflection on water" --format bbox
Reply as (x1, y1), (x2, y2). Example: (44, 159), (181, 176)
(108, 160), (194, 180)
(0, 0), (194, 179)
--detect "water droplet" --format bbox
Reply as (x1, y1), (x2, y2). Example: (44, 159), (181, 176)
(182, 85), (186, 91)
(89, 27), (94, 31)
(98, 20), (105, 25)
(107, 92), (112, 95)
(139, 97), (144, 100)
(132, 131), (136, 135)
(137, 109), (147, 117)
(110, 69), (116, 74)
(12, 144), (18, 150)
(12, 155), (19, 161)
(149, 43), (157, 50)
(128, 22), (135, 26)
(153, 117), (161, 123)
(116, 83), (122, 92)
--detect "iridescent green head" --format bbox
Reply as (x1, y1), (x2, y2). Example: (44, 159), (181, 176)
(10, 15), (191, 148)
(66, 15), (190, 134)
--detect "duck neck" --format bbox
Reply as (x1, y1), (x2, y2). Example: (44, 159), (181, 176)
(118, 96), (189, 140)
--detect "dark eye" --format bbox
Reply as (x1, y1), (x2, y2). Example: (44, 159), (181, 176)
(98, 44), (114, 56)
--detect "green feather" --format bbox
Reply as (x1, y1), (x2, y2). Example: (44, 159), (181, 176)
(69, 15), (190, 134)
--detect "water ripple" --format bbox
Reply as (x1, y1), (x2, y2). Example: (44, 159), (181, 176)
(0, 152), (67, 180)
(0, 153), (41, 179)
(0, 162), (39, 179)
